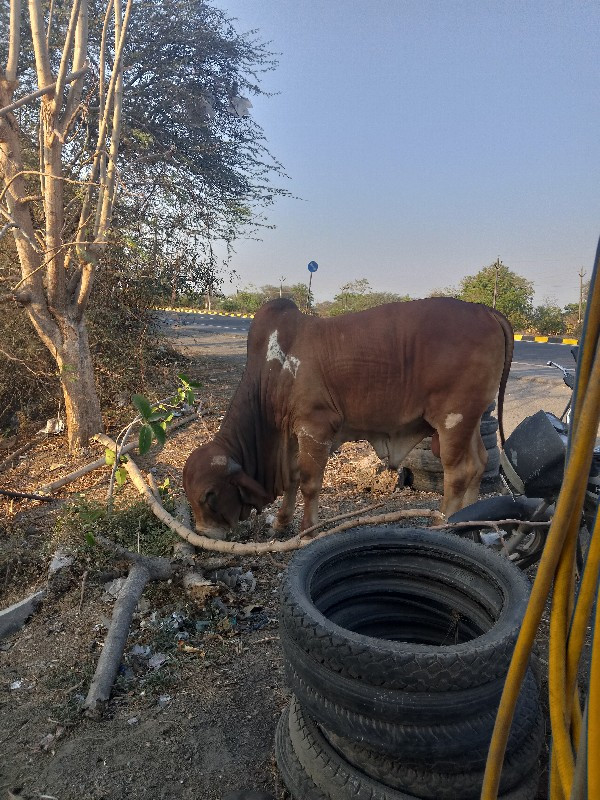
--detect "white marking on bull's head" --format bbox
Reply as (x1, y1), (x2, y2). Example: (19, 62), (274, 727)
(444, 413), (463, 430)
(267, 330), (301, 377)
(211, 455), (228, 467)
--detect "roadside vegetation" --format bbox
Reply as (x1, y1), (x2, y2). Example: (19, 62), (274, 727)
(200, 266), (587, 338)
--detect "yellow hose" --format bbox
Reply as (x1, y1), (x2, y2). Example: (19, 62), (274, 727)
(567, 511), (600, 746)
(480, 331), (600, 799)
(548, 505), (581, 793)
(588, 586), (600, 798)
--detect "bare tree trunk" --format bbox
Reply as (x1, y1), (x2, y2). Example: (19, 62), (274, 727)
(55, 318), (103, 449)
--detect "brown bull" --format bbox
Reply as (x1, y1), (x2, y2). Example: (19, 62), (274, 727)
(183, 297), (513, 539)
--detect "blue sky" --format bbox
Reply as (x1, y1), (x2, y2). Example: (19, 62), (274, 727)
(217, 1), (599, 306)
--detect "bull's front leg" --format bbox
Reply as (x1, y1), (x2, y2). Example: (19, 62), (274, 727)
(273, 475), (299, 531)
(296, 426), (332, 534)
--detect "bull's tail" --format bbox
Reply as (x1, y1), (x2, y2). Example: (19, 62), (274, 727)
(491, 309), (514, 446)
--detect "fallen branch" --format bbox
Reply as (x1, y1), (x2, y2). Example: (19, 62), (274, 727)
(94, 432), (444, 554)
(37, 411), (197, 494)
(0, 437), (41, 474)
(314, 508), (446, 537)
(0, 487), (54, 502)
(300, 502), (386, 537)
(83, 534), (172, 717)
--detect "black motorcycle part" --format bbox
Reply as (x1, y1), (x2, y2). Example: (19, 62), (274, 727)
(503, 411), (566, 496)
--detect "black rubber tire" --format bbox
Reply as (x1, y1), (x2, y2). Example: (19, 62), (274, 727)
(285, 699), (540, 800)
(480, 416), (499, 436)
(407, 468), (443, 493)
(281, 625), (511, 724)
(285, 664), (541, 760)
(275, 708), (327, 800)
(323, 711), (544, 797)
(280, 527), (531, 693)
(407, 445), (499, 476)
(483, 447), (501, 475)
(482, 430), (499, 449)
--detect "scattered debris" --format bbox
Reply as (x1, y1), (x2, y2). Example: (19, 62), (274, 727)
(0, 591), (45, 640)
(148, 653), (168, 670)
(210, 567), (256, 593)
(48, 548), (74, 576)
(37, 417), (65, 435)
(182, 572), (219, 603)
(101, 577), (127, 602)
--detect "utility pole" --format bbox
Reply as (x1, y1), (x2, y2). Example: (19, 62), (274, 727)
(578, 267), (587, 324)
(279, 275), (286, 298)
(492, 257), (502, 309)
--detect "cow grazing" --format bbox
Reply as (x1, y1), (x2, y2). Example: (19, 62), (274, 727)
(183, 297), (513, 539)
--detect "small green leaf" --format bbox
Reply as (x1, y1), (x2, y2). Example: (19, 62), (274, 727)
(160, 477), (170, 490)
(185, 389), (195, 405)
(115, 466), (128, 486)
(150, 421), (167, 446)
(105, 448), (116, 466)
(178, 372), (201, 389)
(138, 424), (153, 454)
(85, 531), (96, 547)
(132, 394), (153, 420)
(148, 409), (167, 422)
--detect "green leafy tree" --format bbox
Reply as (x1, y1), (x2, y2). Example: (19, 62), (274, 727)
(327, 279), (411, 316)
(532, 301), (564, 335)
(457, 264), (534, 330)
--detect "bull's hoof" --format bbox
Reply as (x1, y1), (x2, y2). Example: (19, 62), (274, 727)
(272, 518), (294, 534)
(196, 528), (229, 541)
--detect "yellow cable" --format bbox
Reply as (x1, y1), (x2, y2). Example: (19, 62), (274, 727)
(567, 512), (600, 748)
(481, 345), (600, 800)
(550, 757), (566, 800)
(548, 506), (582, 795)
(587, 578), (600, 799)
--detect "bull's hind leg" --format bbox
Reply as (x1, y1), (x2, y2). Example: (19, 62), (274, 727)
(439, 425), (487, 517)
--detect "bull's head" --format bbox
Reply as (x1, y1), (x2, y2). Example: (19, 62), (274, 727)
(182, 442), (270, 540)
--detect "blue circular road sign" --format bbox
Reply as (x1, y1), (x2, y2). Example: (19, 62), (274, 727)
(307, 261), (319, 273)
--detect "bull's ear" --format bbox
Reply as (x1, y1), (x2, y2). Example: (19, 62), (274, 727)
(203, 489), (219, 513)
(230, 470), (270, 511)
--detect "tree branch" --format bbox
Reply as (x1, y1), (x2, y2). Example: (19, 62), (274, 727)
(83, 547), (172, 716)
(6, 0), (22, 83)
(28, 0), (54, 88)
(0, 67), (90, 119)
(53, 0), (84, 120)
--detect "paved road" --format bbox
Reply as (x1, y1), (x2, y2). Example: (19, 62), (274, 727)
(511, 340), (577, 380)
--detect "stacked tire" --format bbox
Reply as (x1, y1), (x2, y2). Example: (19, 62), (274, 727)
(402, 403), (501, 494)
(276, 527), (542, 800)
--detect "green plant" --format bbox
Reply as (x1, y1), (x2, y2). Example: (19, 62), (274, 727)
(55, 496), (176, 557)
(104, 373), (201, 506)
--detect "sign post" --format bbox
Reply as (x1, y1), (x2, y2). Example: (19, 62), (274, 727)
(307, 261), (318, 311)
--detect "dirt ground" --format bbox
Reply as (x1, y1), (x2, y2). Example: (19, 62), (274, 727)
(0, 327), (574, 800)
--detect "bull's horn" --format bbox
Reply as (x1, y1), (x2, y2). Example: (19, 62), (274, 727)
(226, 458), (242, 475)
